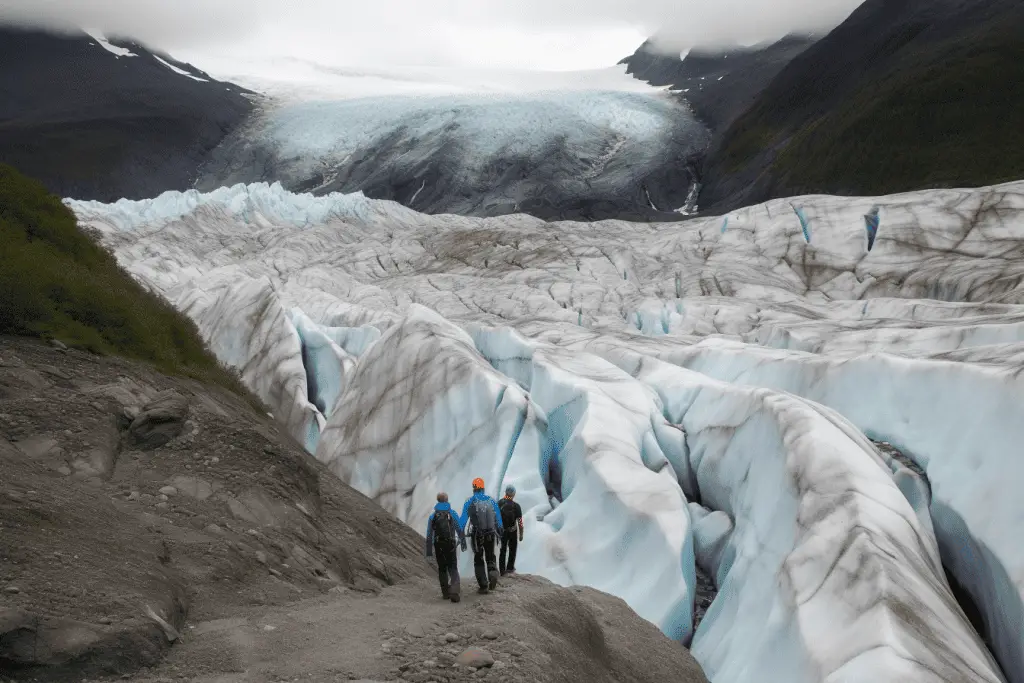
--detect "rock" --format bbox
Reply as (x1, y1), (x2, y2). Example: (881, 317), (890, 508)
(255, 551), (268, 565)
(155, 502), (169, 511)
(57, 465), (71, 476)
(49, 339), (68, 351)
(481, 629), (498, 640)
(405, 623), (428, 638)
(444, 632), (460, 643)
(128, 391), (189, 450)
(455, 647), (494, 669)
(15, 435), (64, 462)
(492, 660), (505, 670)
(168, 475), (216, 501)
(159, 486), (178, 497)
(204, 524), (224, 535)
(39, 365), (72, 380)
(68, 417), (122, 480)
(98, 617), (113, 625)
(159, 494), (169, 502)
(4, 586), (20, 594)
(128, 491), (140, 501)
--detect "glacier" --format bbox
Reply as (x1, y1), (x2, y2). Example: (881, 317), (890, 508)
(189, 65), (709, 220)
(67, 179), (1024, 682)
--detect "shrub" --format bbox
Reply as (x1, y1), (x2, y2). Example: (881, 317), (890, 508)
(0, 164), (254, 398)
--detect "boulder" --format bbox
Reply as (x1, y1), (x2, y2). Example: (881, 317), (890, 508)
(128, 391), (189, 450)
(455, 647), (494, 669)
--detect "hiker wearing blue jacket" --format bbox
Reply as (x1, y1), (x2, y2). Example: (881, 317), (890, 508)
(425, 492), (466, 603)
(459, 477), (503, 593)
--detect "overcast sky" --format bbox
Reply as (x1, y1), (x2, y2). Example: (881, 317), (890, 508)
(0, 0), (864, 70)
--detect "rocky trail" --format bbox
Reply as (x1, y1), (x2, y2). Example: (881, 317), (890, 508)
(0, 337), (706, 682)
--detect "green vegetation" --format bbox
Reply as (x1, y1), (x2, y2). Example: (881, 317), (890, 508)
(0, 163), (250, 395)
(717, 19), (1024, 198)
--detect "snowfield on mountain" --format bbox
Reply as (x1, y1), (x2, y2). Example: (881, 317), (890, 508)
(68, 180), (1024, 683)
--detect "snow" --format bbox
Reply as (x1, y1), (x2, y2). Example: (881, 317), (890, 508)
(152, 55), (208, 82)
(165, 53), (673, 102)
(67, 179), (1024, 682)
(83, 29), (136, 58)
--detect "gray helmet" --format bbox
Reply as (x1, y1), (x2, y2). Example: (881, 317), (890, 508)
(505, 484), (516, 496)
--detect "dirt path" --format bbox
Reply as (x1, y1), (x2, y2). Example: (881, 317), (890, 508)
(118, 573), (707, 683)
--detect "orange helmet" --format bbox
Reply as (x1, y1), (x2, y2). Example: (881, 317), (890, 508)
(472, 477), (485, 490)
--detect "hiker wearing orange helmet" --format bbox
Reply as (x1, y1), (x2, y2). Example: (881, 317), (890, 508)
(458, 477), (504, 593)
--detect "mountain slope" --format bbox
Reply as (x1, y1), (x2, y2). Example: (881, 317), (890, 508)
(700, 0), (1024, 210)
(0, 26), (253, 201)
(619, 35), (817, 133)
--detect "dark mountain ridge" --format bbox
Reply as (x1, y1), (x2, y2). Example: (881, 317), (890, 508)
(0, 25), (253, 201)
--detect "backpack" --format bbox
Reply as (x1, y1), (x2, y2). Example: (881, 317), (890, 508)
(468, 497), (497, 535)
(498, 498), (518, 529)
(432, 509), (457, 549)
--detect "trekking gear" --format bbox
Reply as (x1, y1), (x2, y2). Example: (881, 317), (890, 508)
(431, 508), (457, 549)
(468, 496), (498, 534)
(472, 477), (485, 490)
(498, 497), (518, 530)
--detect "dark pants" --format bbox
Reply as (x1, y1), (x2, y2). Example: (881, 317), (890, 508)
(435, 543), (460, 600)
(472, 532), (499, 589)
(499, 530), (518, 574)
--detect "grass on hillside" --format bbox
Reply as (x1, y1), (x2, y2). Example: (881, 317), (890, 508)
(0, 163), (255, 399)
(717, 21), (1024, 196)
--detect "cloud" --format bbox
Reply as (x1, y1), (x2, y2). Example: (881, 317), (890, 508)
(0, 0), (864, 68)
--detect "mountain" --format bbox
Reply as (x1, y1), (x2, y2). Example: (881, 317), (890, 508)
(698, 0), (1024, 210)
(619, 35), (818, 134)
(0, 25), (253, 201)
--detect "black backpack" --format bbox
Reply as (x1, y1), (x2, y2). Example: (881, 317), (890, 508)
(432, 509), (457, 549)
(468, 497), (497, 535)
(498, 498), (517, 529)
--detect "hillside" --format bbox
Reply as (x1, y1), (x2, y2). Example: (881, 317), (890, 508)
(0, 26), (252, 201)
(0, 164), (246, 396)
(619, 35), (817, 133)
(699, 0), (1024, 211)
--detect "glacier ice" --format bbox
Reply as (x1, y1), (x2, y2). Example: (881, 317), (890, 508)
(67, 179), (1024, 682)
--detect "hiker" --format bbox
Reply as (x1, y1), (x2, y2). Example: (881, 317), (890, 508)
(498, 485), (524, 575)
(425, 492), (466, 603)
(459, 477), (503, 593)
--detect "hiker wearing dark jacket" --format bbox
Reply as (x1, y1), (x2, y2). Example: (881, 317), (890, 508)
(498, 485), (524, 575)
(425, 492), (466, 603)
(459, 477), (503, 593)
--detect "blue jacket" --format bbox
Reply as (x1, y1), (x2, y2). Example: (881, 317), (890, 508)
(425, 502), (465, 557)
(459, 492), (504, 536)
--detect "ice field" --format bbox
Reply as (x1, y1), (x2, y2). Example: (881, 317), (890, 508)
(68, 180), (1024, 682)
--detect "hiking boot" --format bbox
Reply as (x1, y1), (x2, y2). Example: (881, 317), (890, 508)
(478, 586), (489, 594)
(488, 577), (498, 591)
(450, 593), (461, 603)
(499, 570), (507, 577)
(441, 590), (450, 600)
